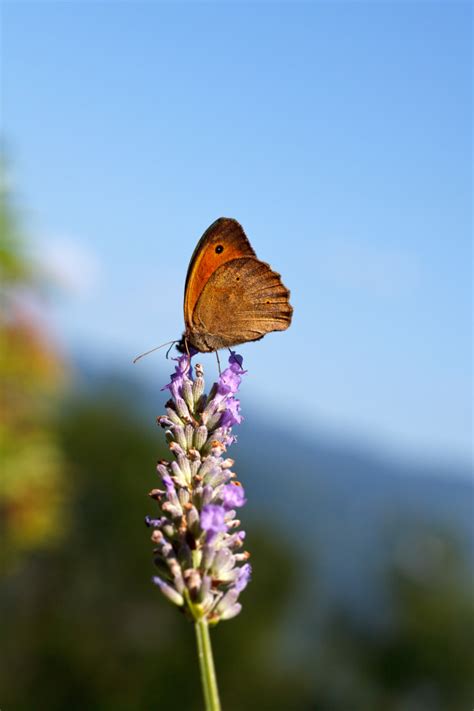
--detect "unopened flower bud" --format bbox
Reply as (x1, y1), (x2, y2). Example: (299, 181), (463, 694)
(153, 576), (184, 607)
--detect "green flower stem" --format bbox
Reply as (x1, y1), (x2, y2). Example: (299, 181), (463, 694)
(195, 617), (221, 711)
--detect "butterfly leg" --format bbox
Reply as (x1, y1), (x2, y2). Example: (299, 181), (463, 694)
(215, 350), (222, 375)
(183, 338), (194, 371)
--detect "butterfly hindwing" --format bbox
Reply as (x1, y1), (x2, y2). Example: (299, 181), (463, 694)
(189, 257), (293, 351)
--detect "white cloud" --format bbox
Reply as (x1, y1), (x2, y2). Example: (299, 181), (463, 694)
(35, 237), (101, 300)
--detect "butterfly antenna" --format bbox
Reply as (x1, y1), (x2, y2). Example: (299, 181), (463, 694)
(133, 340), (179, 364)
(165, 342), (176, 359)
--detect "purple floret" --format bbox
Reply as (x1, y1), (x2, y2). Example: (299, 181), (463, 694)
(200, 504), (228, 542)
(221, 483), (247, 510)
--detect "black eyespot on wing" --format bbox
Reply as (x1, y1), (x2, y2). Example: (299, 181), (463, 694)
(215, 244), (224, 254)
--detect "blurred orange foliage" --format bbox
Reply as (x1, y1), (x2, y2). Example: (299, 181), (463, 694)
(0, 162), (69, 569)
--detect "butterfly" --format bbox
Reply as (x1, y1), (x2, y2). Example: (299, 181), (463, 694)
(176, 217), (293, 354)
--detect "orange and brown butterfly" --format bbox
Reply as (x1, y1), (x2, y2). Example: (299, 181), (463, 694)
(177, 217), (293, 354)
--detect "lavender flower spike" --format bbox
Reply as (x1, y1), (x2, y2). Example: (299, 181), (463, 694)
(149, 351), (251, 626)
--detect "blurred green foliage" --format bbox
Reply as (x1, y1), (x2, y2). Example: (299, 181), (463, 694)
(0, 163), (31, 286)
(1, 390), (312, 710)
(2, 381), (472, 710)
(0, 159), (68, 569)
(310, 527), (474, 711)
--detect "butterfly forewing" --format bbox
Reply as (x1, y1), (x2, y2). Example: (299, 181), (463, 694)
(183, 218), (256, 329)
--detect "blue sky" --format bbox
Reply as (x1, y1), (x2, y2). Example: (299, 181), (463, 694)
(3, 1), (472, 465)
